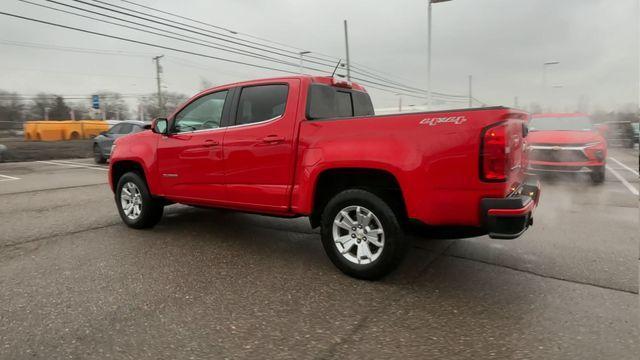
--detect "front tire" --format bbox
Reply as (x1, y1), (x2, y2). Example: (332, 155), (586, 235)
(93, 144), (106, 164)
(590, 166), (605, 184)
(320, 189), (409, 280)
(116, 172), (164, 229)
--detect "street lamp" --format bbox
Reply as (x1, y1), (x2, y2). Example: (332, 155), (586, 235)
(426, 0), (453, 109)
(299, 51), (311, 75)
(542, 61), (560, 110)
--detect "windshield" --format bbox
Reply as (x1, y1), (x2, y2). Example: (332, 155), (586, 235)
(529, 116), (593, 131)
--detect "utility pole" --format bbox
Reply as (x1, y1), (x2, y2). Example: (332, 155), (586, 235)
(468, 75), (473, 108)
(153, 55), (165, 115)
(426, 0), (453, 109)
(343, 20), (351, 81)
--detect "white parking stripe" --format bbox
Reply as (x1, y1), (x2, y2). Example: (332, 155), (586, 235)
(609, 157), (639, 176)
(49, 160), (108, 169)
(36, 160), (109, 171)
(606, 165), (639, 196)
(0, 174), (20, 181)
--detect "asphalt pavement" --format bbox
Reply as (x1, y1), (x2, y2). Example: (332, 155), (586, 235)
(0, 149), (638, 359)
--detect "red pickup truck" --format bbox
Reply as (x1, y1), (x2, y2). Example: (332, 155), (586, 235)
(109, 76), (539, 279)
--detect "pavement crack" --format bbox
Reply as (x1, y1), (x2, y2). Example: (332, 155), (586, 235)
(442, 252), (638, 295)
(0, 222), (121, 250)
(0, 183), (107, 197)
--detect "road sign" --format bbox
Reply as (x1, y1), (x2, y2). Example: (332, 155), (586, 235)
(92, 95), (100, 109)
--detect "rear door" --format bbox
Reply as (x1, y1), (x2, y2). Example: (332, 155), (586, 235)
(223, 79), (300, 212)
(157, 89), (232, 203)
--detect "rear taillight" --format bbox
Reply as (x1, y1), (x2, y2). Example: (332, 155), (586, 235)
(481, 122), (507, 181)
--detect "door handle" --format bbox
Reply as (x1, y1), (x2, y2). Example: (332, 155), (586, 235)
(203, 139), (220, 147)
(261, 135), (285, 144)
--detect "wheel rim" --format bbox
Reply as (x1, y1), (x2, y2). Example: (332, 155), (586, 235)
(120, 182), (143, 220)
(332, 205), (385, 265)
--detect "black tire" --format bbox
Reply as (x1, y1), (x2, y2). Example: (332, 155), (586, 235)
(93, 144), (106, 164)
(115, 172), (164, 229)
(590, 166), (605, 184)
(320, 189), (409, 280)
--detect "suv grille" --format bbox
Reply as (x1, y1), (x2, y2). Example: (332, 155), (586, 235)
(529, 148), (588, 162)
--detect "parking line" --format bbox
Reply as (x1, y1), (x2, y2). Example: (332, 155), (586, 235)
(609, 157), (639, 176)
(48, 159), (108, 169)
(36, 160), (108, 171)
(0, 174), (20, 182)
(606, 165), (639, 196)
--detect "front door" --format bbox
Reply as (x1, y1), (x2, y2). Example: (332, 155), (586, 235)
(157, 90), (230, 204)
(223, 80), (300, 212)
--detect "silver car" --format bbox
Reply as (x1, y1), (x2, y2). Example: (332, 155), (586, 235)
(92, 120), (148, 164)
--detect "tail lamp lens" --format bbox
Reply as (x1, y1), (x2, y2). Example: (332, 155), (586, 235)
(481, 123), (507, 181)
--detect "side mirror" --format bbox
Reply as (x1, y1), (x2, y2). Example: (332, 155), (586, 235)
(152, 118), (169, 135)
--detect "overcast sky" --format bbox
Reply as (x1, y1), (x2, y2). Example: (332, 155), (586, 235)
(0, 0), (638, 113)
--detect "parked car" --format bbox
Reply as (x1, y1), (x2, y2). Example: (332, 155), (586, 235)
(93, 120), (147, 164)
(527, 113), (607, 183)
(603, 121), (635, 148)
(108, 76), (540, 279)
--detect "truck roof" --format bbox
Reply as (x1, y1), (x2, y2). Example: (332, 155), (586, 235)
(200, 75), (367, 94)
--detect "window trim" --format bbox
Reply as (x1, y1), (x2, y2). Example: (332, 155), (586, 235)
(169, 88), (233, 134)
(231, 83), (289, 127)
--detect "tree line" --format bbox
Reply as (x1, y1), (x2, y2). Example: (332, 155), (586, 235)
(0, 90), (188, 130)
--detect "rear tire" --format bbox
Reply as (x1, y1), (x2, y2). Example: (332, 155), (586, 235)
(93, 144), (106, 164)
(590, 166), (605, 184)
(320, 189), (409, 280)
(116, 172), (164, 229)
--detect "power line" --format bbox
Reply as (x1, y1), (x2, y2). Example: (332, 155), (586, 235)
(78, 0), (466, 98)
(0, 39), (152, 57)
(21, 0), (306, 68)
(22, 1), (456, 98)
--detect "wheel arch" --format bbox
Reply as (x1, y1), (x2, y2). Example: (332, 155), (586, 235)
(308, 167), (408, 228)
(110, 160), (153, 194)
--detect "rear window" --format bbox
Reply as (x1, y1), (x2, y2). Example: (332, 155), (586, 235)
(306, 84), (374, 120)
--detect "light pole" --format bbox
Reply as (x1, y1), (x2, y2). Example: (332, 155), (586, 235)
(299, 51), (311, 75)
(542, 61), (559, 110)
(427, 0), (453, 109)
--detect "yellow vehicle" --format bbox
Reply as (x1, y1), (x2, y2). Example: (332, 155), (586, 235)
(23, 120), (109, 141)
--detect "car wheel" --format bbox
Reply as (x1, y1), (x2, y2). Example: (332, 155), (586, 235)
(590, 166), (605, 184)
(320, 189), (409, 280)
(93, 144), (106, 164)
(116, 172), (164, 229)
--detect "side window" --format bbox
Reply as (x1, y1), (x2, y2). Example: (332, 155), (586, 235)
(108, 124), (123, 134)
(174, 90), (228, 132)
(119, 124), (133, 134)
(236, 84), (288, 125)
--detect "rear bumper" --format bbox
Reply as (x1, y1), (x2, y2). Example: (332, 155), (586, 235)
(481, 179), (541, 239)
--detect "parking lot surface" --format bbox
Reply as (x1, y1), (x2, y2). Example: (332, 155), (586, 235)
(0, 149), (638, 359)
